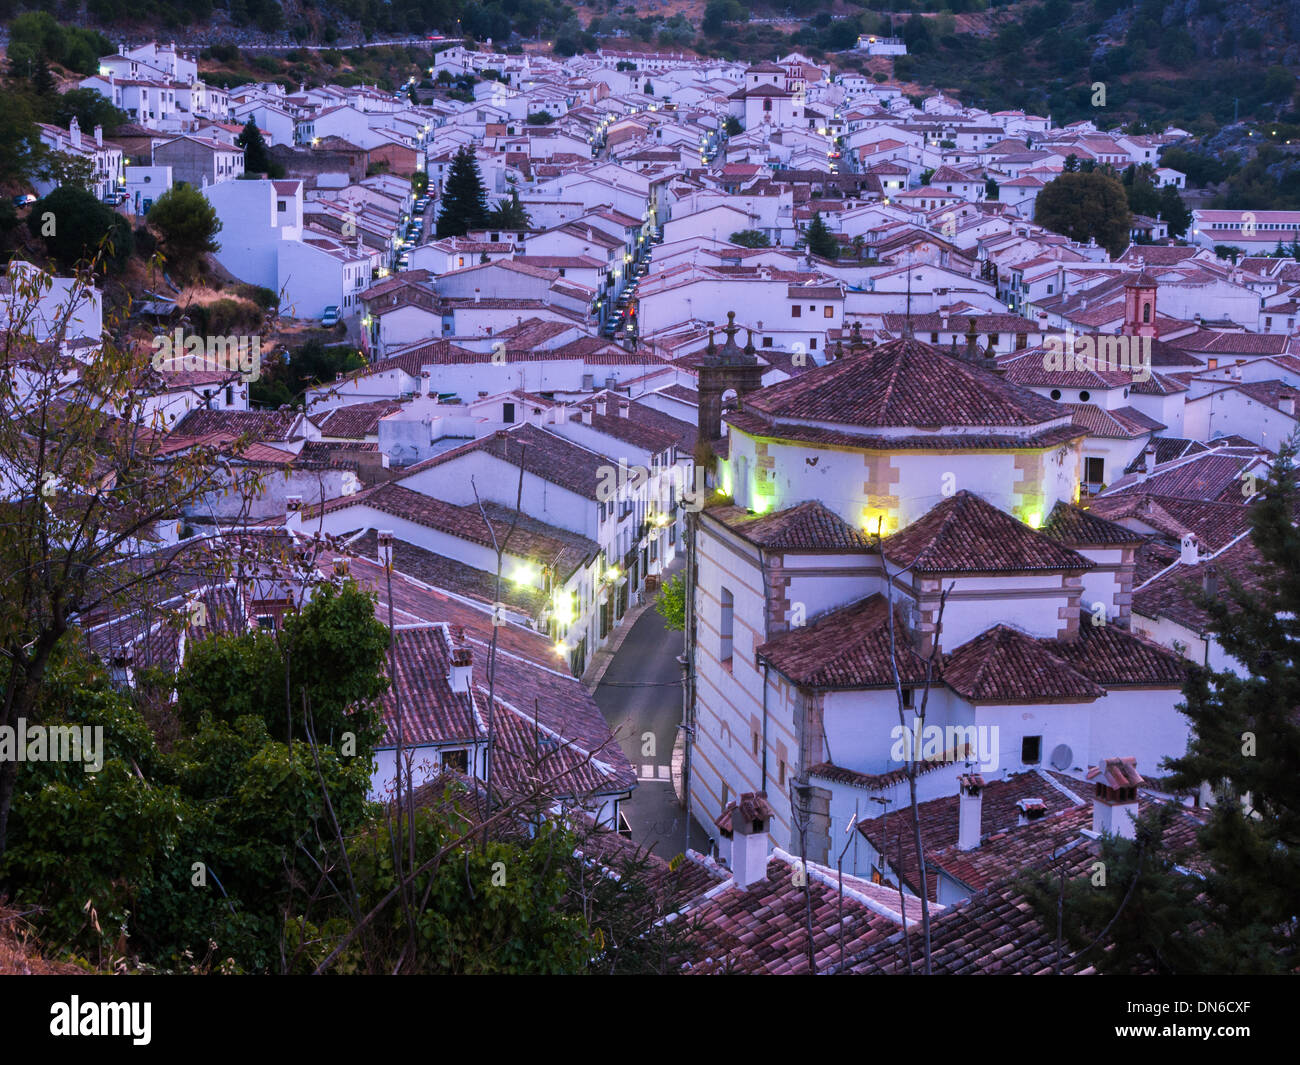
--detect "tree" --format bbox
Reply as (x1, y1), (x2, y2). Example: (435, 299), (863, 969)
(1034, 170), (1132, 258)
(1160, 442), (1300, 972)
(526, 110), (555, 125)
(37, 151), (96, 194)
(729, 229), (770, 248)
(436, 146), (490, 238)
(236, 118), (276, 178)
(724, 116), (744, 138)
(28, 186), (133, 272)
(31, 53), (56, 97)
(804, 212), (839, 260)
(655, 572), (686, 632)
(1063, 153), (1080, 172)
(147, 184), (223, 277)
(488, 190), (531, 230)
(0, 94), (45, 186)
(48, 89), (131, 137)
(1158, 184), (1192, 238)
(984, 176), (999, 201)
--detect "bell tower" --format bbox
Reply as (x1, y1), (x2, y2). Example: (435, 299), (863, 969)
(697, 310), (765, 444)
(1122, 269), (1158, 339)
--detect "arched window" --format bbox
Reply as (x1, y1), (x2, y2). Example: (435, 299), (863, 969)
(1142, 302), (1151, 323)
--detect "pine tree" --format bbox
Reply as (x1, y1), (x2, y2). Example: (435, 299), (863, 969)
(32, 52), (56, 96)
(436, 146), (489, 239)
(1159, 441), (1300, 972)
(805, 212), (838, 260)
(236, 118), (273, 177)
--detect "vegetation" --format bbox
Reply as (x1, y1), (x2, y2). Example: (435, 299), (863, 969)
(27, 186), (133, 272)
(236, 118), (282, 179)
(147, 185), (224, 279)
(436, 145), (489, 239)
(804, 212), (839, 260)
(654, 572), (686, 633)
(729, 229), (770, 249)
(1034, 169), (1132, 258)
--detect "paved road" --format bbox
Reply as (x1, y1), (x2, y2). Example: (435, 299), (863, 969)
(593, 568), (711, 861)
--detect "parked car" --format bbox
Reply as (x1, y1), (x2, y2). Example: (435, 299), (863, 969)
(321, 306), (341, 328)
(11, 193), (36, 208)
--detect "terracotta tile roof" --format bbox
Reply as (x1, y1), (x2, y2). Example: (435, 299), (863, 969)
(379, 623), (482, 747)
(1088, 492), (1251, 553)
(1068, 403), (1165, 438)
(173, 408), (302, 441)
(854, 770), (1088, 902)
(884, 491), (1093, 574)
(1134, 538), (1180, 584)
(1041, 501), (1145, 546)
(1043, 623), (1187, 687)
(401, 423), (610, 501)
(1132, 533), (1264, 633)
(1121, 437), (1208, 473)
(742, 337), (1068, 434)
(704, 500), (873, 551)
(312, 400), (402, 438)
(942, 625), (1105, 702)
(757, 595), (930, 689)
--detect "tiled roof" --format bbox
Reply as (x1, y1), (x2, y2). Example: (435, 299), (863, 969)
(379, 623), (482, 746)
(756, 595), (930, 689)
(883, 491), (1093, 574)
(1041, 501), (1145, 546)
(742, 337), (1067, 434)
(704, 500), (873, 551)
(1087, 492), (1250, 553)
(312, 400), (401, 438)
(942, 625), (1105, 702)
(1068, 403), (1165, 439)
(1043, 623), (1187, 687)
(1104, 450), (1265, 504)
(1132, 534), (1264, 633)
(173, 408), (301, 441)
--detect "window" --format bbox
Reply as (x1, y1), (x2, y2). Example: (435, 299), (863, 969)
(1022, 736), (1042, 764)
(277, 200), (287, 212)
(778, 759), (786, 787)
(256, 615), (276, 630)
(1050, 388), (1062, 400)
(1084, 456), (1104, 485)
(901, 688), (914, 708)
(441, 749), (469, 773)
(762, 337), (773, 347)
(753, 731), (760, 756)
(931, 332), (940, 343)
(763, 99), (772, 112)
(1142, 302), (1151, 323)
(720, 587), (734, 667)
(824, 306), (833, 318)
(1079, 390), (1091, 402)
(502, 401), (515, 423)
(792, 305), (802, 318)
(809, 338), (818, 350)
(225, 385), (234, 405)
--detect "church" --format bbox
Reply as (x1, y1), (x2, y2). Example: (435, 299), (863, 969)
(684, 316), (1189, 872)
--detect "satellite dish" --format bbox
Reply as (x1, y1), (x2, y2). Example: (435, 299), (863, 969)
(1049, 744), (1073, 771)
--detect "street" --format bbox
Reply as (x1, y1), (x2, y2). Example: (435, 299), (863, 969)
(593, 576), (712, 863)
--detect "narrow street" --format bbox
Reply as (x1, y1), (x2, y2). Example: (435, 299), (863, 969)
(592, 570), (712, 862)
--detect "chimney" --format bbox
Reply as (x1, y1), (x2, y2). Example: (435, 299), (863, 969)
(1179, 534), (1199, 566)
(94, 124), (103, 147)
(70, 117), (82, 149)
(1089, 757), (1142, 839)
(1281, 390), (1296, 417)
(1016, 797), (1047, 826)
(474, 288), (481, 304)
(957, 773), (984, 851)
(580, 403), (593, 425)
(1203, 564), (1219, 599)
(718, 792), (775, 890)
(448, 647), (473, 693)
(377, 530), (395, 569)
(595, 393), (607, 416)
(421, 370), (431, 396)
(1143, 443), (1157, 475)
(618, 399), (630, 418)
(286, 495), (303, 513)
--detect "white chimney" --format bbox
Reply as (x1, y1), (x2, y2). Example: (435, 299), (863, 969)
(474, 288), (481, 304)
(594, 393), (607, 416)
(580, 403), (593, 425)
(70, 117), (82, 149)
(448, 647), (473, 693)
(94, 124), (103, 147)
(618, 399), (630, 418)
(1089, 757), (1141, 839)
(1281, 390), (1296, 417)
(1016, 797), (1047, 826)
(285, 495), (303, 513)
(957, 773), (983, 851)
(421, 370), (431, 396)
(1179, 533), (1199, 566)
(377, 529), (395, 570)
(1143, 443), (1157, 475)
(720, 792), (774, 890)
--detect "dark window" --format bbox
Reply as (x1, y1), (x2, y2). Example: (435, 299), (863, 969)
(824, 306), (833, 318)
(1079, 390), (1091, 402)
(762, 337), (773, 347)
(1022, 735), (1042, 764)
(1050, 388), (1062, 400)
(720, 587), (734, 665)
(930, 332), (940, 343)
(441, 749), (469, 773)
(1142, 302), (1151, 323)
(1084, 456), (1105, 485)
(503, 401), (516, 423)
(791, 305), (802, 318)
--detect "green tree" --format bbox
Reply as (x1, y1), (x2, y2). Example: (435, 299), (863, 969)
(526, 110), (555, 124)
(804, 211), (839, 260)
(488, 189), (531, 230)
(0, 94), (45, 186)
(1161, 442), (1300, 972)
(37, 151), (96, 194)
(48, 89), (132, 137)
(655, 572), (686, 632)
(28, 185), (133, 272)
(724, 116), (744, 137)
(1158, 184), (1192, 238)
(236, 118), (278, 178)
(147, 184), (223, 277)
(1034, 170), (1132, 257)
(729, 229), (770, 248)
(436, 145), (489, 238)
